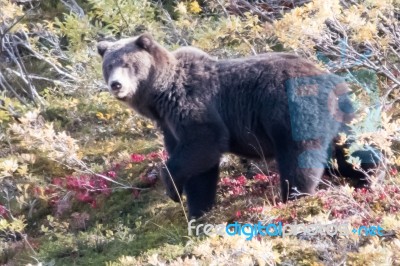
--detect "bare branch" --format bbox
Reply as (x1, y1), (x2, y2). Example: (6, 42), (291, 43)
(0, 72), (28, 105)
(12, 35), (78, 82)
(60, 0), (85, 18)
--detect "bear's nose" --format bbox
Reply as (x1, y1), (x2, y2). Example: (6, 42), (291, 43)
(110, 81), (122, 91)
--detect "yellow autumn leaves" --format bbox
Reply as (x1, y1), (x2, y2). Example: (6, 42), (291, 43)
(0, 156), (32, 180)
(274, 0), (340, 50)
(96, 112), (112, 120)
(274, 0), (390, 50)
(0, 158), (19, 177)
(176, 1), (202, 15)
(9, 111), (81, 165)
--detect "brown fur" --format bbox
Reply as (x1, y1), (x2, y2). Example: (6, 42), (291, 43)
(98, 34), (377, 218)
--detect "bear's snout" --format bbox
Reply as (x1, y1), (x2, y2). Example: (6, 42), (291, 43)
(110, 81), (122, 91)
(106, 66), (137, 100)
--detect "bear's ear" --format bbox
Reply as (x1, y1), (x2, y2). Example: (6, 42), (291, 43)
(97, 41), (112, 57)
(136, 33), (154, 51)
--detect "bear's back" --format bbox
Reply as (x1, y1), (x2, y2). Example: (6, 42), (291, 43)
(214, 52), (350, 158)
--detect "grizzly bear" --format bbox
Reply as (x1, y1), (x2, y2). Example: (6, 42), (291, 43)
(97, 33), (380, 218)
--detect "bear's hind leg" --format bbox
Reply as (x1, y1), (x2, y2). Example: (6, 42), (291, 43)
(184, 164), (219, 219)
(275, 144), (327, 202)
(330, 143), (384, 188)
(280, 166), (324, 202)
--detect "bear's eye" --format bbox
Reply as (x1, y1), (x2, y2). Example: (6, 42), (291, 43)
(122, 63), (130, 68)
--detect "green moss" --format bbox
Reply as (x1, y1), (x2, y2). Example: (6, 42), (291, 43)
(34, 183), (188, 264)
(274, 241), (323, 266)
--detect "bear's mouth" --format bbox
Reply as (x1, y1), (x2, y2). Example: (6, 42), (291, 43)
(116, 96), (127, 101)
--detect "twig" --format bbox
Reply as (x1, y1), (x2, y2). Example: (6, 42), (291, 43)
(161, 7), (188, 46)
(0, 72), (28, 105)
(60, 0), (85, 18)
(12, 35), (78, 81)
(114, 0), (130, 32)
(162, 161), (189, 223)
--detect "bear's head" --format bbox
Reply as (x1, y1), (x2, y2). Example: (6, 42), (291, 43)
(97, 33), (176, 109)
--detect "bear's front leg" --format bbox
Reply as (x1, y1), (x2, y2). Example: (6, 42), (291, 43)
(159, 124), (181, 201)
(161, 140), (222, 203)
(160, 165), (183, 202)
(184, 164), (219, 218)
(159, 121), (226, 215)
(160, 161), (220, 218)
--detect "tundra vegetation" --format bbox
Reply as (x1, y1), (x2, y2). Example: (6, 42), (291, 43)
(0, 0), (399, 265)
